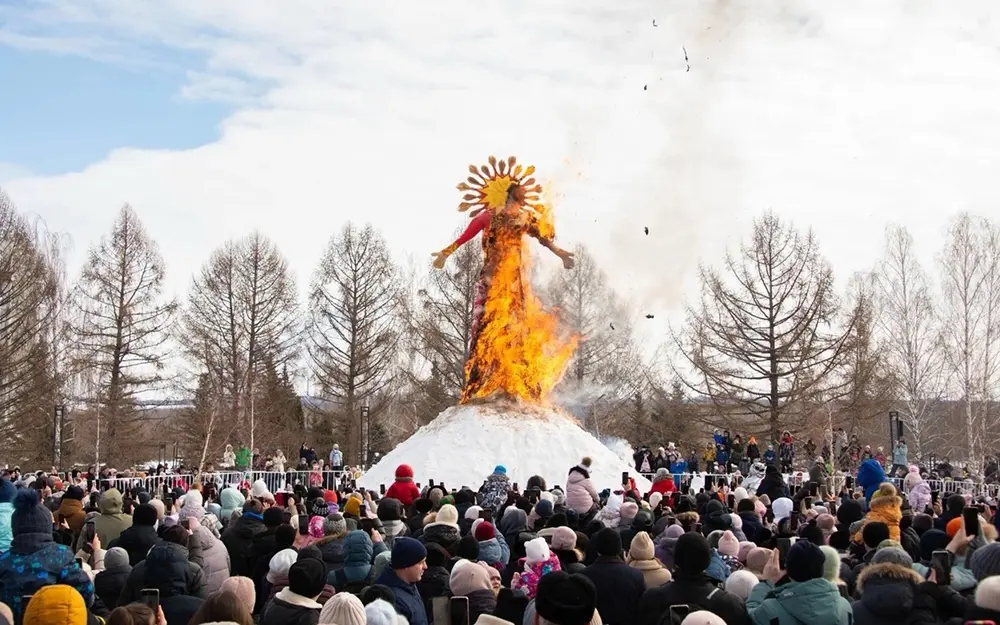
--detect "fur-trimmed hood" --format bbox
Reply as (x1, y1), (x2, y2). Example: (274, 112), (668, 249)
(855, 562), (928, 619)
(856, 562), (923, 593)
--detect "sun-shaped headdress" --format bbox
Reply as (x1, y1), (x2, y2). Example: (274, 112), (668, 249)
(456, 156), (543, 218)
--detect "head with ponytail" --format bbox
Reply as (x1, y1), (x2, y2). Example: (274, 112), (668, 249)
(107, 603), (156, 625)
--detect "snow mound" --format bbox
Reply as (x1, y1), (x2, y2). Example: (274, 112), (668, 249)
(360, 402), (651, 493)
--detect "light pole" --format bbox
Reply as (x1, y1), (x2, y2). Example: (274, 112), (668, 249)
(52, 404), (65, 469)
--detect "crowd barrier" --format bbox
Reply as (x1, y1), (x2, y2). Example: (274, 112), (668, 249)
(102, 469), (998, 500)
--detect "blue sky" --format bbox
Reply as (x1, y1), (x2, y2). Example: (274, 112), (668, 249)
(0, 46), (230, 175)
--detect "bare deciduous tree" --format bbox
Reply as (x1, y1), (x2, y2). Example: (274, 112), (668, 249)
(70, 205), (177, 465)
(874, 224), (945, 461)
(673, 212), (853, 442)
(833, 272), (898, 440)
(309, 223), (400, 465)
(182, 232), (299, 457)
(400, 228), (482, 417)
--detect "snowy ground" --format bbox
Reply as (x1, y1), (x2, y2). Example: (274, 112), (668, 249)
(359, 402), (652, 494)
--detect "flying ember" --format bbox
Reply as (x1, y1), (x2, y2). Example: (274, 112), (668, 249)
(432, 156), (578, 403)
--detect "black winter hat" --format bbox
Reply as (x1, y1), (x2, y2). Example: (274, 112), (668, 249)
(675, 495), (695, 514)
(137, 491), (152, 505)
(309, 497), (329, 518)
(262, 507), (285, 528)
(133, 503), (158, 527)
(377, 498), (403, 522)
(786, 540), (825, 582)
(11, 489), (53, 536)
(862, 521), (890, 549)
(535, 571), (597, 625)
(947, 494), (966, 514)
(592, 528), (622, 557)
(674, 532), (711, 574)
(413, 497), (433, 515)
(298, 545), (323, 563)
(918, 529), (949, 563)
(457, 535), (480, 561)
(288, 558), (327, 598)
(836, 499), (863, 526)
(360, 584), (395, 606)
(63, 485), (85, 501)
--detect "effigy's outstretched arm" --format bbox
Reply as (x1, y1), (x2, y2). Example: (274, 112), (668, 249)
(432, 211), (489, 269)
(531, 229), (575, 270)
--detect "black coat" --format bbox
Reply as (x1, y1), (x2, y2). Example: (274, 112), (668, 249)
(739, 512), (765, 544)
(260, 595), (320, 625)
(161, 595), (204, 625)
(110, 524), (158, 566)
(119, 541), (207, 605)
(637, 573), (750, 625)
(581, 557), (646, 625)
(94, 565), (131, 610)
(756, 472), (789, 503)
(222, 514), (267, 577)
(852, 564), (939, 625)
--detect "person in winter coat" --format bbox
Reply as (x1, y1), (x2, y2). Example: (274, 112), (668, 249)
(653, 524), (685, 571)
(549, 526), (585, 574)
(94, 546), (131, 610)
(260, 558), (326, 625)
(851, 562), (938, 625)
(377, 537), (430, 625)
(792, 464), (830, 507)
(626, 531), (670, 589)
(330, 530), (376, 593)
(0, 490), (94, 621)
(56, 486), (87, 534)
(449, 560), (497, 623)
(315, 514), (349, 577)
(853, 483), (903, 543)
(417, 542), (451, 613)
(856, 459), (886, 503)
(763, 444), (777, 466)
(779, 431), (794, 473)
(891, 439), (909, 476)
(376, 498), (410, 550)
(118, 525), (208, 605)
(647, 468), (676, 498)
(904, 466), (932, 514)
(566, 458), (599, 515)
(421, 504), (461, 555)
(384, 465), (421, 508)
(188, 521), (232, 595)
(0, 479), (16, 553)
(219, 487), (245, 524)
(498, 507), (528, 552)
(755, 465), (788, 503)
(669, 454), (688, 486)
(581, 528), (645, 625)
(745, 541), (852, 625)
(737, 499), (765, 544)
(108, 503), (158, 566)
(94, 488), (132, 546)
(474, 521), (509, 568)
(638, 532), (750, 625)
(222, 499), (268, 577)
(703, 499), (733, 535)
(479, 466), (512, 512)
(742, 462), (766, 495)
(222, 444), (237, 469)
(512, 537), (562, 599)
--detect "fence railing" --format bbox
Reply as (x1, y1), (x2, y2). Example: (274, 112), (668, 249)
(101, 469), (998, 500)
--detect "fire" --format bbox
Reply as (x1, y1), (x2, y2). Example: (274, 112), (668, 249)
(461, 199), (578, 404)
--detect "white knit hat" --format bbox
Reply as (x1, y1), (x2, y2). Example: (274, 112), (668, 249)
(682, 611), (726, 625)
(724, 570), (759, 601)
(267, 548), (298, 583)
(319, 592), (366, 625)
(525, 537), (551, 565)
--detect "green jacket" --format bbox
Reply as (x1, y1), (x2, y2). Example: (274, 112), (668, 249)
(746, 578), (852, 625)
(235, 447), (252, 469)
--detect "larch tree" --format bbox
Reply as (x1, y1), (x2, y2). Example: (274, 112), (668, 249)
(70, 205), (177, 465)
(874, 224), (945, 461)
(0, 191), (62, 466)
(672, 211), (853, 442)
(309, 223), (400, 465)
(182, 232), (299, 457)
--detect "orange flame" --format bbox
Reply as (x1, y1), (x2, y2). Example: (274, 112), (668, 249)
(461, 201), (577, 404)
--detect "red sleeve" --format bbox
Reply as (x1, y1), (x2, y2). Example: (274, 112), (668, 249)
(452, 211), (490, 247)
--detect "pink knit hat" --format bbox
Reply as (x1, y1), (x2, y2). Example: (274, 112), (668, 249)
(717, 530), (740, 557)
(737, 541), (756, 563)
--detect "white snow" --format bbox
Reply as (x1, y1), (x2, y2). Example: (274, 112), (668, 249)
(360, 402), (651, 493)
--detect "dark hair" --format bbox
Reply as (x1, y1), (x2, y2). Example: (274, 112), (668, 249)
(275, 524), (297, 549)
(108, 603), (156, 625)
(862, 522), (890, 549)
(189, 590), (254, 625)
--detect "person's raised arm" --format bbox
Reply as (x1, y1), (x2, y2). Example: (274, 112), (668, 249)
(432, 211), (489, 268)
(531, 229), (575, 270)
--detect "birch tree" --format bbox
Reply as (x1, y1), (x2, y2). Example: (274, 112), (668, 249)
(70, 205), (177, 465)
(673, 212), (853, 441)
(938, 214), (1000, 472)
(874, 224), (945, 461)
(309, 223), (401, 465)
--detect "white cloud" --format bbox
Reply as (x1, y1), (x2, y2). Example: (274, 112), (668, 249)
(2, 0), (1000, 347)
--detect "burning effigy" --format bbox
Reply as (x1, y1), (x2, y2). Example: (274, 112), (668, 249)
(432, 156), (578, 403)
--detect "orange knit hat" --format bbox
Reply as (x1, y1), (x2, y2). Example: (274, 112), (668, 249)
(23, 585), (87, 625)
(946, 516), (963, 538)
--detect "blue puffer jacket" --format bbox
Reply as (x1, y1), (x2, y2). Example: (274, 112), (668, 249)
(336, 531), (372, 586)
(857, 460), (886, 503)
(0, 502), (12, 553)
(0, 532), (94, 621)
